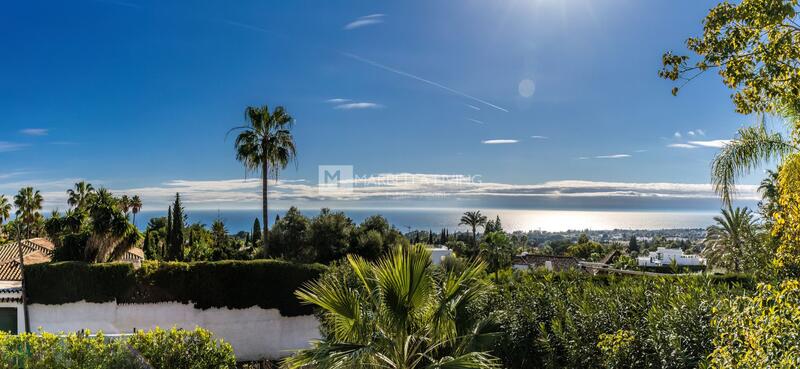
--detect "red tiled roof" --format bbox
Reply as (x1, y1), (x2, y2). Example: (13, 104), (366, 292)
(0, 239), (144, 281)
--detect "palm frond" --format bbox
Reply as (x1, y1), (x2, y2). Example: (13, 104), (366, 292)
(711, 122), (797, 205)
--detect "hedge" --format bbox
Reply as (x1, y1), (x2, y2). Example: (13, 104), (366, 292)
(25, 260), (326, 316)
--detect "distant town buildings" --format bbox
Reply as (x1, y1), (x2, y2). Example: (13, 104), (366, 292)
(636, 247), (704, 267)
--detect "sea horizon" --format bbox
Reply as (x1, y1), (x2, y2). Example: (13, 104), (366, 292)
(133, 208), (725, 233)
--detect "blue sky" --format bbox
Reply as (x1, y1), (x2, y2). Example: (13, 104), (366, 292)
(0, 0), (775, 211)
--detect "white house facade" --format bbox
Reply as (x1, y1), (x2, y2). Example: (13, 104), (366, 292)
(637, 247), (704, 267)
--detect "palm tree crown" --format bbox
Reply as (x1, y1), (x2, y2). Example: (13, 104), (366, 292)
(0, 195), (11, 226)
(703, 207), (758, 272)
(285, 244), (500, 369)
(459, 211), (488, 246)
(130, 195), (143, 226)
(232, 105), (297, 257)
(67, 181), (95, 210)
(14, 187), (43, 238)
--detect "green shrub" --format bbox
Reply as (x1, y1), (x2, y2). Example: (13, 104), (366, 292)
(128, 327), (236, 369)
(0, 331), (142, 369)
(490, 270), (753, 369)
(707, 279), (800, 369)
(26, 260), (326, 316)
(0, 328), (233, 369)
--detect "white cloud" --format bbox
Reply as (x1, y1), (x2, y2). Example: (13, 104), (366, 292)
(696, 129), (705, 136)
(334, 102), (383, 110)
(674, 132), (682, 138)
(667, 143), (697, 149)
(688, 139), (730, 148)
(1, 175), (760, 210)
(325, 98), (350, 103)
(482, 139), (518, 144)
(20, 128), (48, 136)
(466, 104), (481, 111)
(530, 135), (549, 139)
(344, 14), (385, 30)
(687, 131), (696, 136)
(467, 118), (485, 124)
(0, 142), (27, 152)
(634, 149), (648, 153)
(594, 154), (631, 159)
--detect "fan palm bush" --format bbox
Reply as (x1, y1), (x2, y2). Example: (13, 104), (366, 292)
(702, 207), (760, 273)
(283, 244), (501, 369)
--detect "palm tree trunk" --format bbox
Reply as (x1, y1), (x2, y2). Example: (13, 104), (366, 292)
(262, 159), (269, 258)
(472, 225), (477, 247)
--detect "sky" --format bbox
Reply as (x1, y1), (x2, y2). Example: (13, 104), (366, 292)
(0, 0), (780, 211)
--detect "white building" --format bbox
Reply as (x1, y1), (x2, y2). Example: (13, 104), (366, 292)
(429, 246), (453, 266)
(637, 247), (704, 267)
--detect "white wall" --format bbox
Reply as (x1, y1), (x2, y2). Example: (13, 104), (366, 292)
(28, 301), (319, 361)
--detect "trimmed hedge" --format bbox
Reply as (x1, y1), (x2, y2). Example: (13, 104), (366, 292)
(25, 260), (326, 316)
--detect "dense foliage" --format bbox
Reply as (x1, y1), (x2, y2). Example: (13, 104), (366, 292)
(0, 327), (235, 369)
(270, 207), (409, 264)
(25, 260), (325, 316)
(708, 280), (800, 369)
(489, 271), (753, 369)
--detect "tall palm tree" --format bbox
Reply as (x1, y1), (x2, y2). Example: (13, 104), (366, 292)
(712, 108), (799, 205)
(231, 105), (297, 257)
(703, 207), (758, 272)
(459, 211), (488, 247)
(119, 195), (131, 215)
(130, 195), (142, 227)
(0, 195), (11, 239)
(84, 188), (142, 262)
(757, 169), (781, 219)
(14, 187), (43, 238)
(67, 181), (95, 210)
(284, 244), (501, 369)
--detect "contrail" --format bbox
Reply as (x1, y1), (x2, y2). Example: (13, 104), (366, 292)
(342, 52), (509, 113)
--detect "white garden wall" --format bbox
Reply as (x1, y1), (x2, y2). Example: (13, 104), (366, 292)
(28, 302), (319, 361)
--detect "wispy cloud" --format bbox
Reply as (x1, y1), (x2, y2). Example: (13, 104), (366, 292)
(20, 128), (48, 136)
(342, 52), (509, 112)
(466, 104), (481, 111)
(667, 143), (697, 149)
(467, 118), (485, 124)
(580, 154), (632, 159)
(668, 139), (730, 149)
(634, 149), (648, 153)
(325, 98), (351, 103)
(0, 142), (27, 152)
(696, 129), (705, 136)
(594, 154), (631, 159)
(530, 135), (549, 139)
(482, 139), (518, 144)
(334, 102), (383, 110)
(688, 139), (730, 148)
(674, 132), (682, 138)
(344, 14), (385, 30)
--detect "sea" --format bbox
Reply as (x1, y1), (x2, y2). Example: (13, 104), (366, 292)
(134, 208), (719, 233)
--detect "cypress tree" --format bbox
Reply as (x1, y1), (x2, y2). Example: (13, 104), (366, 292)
(166, 206), (172, 259)
(629, 236), (639, 253)
(252, 218), (262, 248)
(167, 193), (185, 261)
